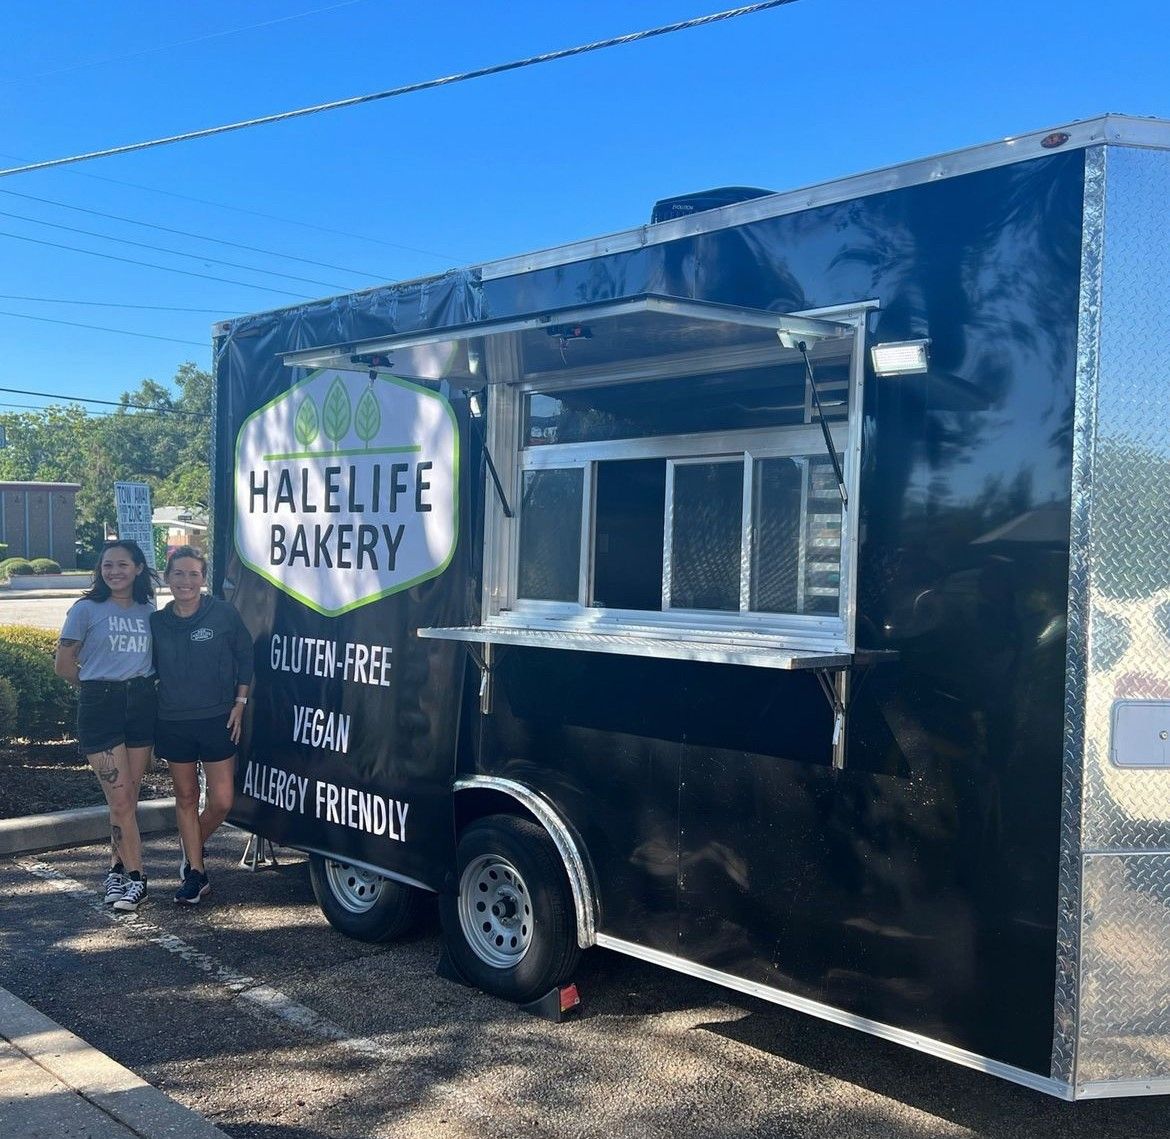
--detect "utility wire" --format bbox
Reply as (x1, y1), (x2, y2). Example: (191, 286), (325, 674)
(0, 188), (390, 279)
(0, 400), (192, 422)
(0, 2), (797, 178)
(2, 0), (371, 86)
(0, 294), (238, 315)
(0, 229), (313, 298)
(0, 385), (204, 416)
(0, 310), (206, 347)
(0, 207), (351, 290)
(0, 155), (460, 262)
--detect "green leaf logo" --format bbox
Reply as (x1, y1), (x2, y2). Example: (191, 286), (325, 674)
(294, 396), (319, 447)
(354, 388), (381, 447)
(323, 376), (352, 449)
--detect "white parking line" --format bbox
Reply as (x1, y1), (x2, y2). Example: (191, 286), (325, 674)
(18, 858), (392, 1060)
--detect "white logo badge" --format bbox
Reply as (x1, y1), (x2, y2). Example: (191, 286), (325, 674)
(234, 370), (458, 616)
(190, 627), (214, 642)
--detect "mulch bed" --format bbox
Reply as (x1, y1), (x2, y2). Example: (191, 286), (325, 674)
(0, 739), (174, 819)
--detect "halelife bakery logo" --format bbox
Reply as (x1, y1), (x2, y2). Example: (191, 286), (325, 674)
(235, 370), (458, 616)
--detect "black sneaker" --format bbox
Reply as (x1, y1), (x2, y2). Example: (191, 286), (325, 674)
(179, 842), (207, 882)
(174, 869), (211, 905)
(113, 873), (148, 912)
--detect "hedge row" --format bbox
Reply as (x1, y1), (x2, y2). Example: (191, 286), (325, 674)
(0, 626), (75, 743)
(0, 557), (64, 577)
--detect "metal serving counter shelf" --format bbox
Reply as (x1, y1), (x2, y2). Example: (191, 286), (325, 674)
(417, 624), (880, 671)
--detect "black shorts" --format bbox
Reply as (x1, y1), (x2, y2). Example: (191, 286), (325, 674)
(155, 716), (237, 764)
(77, 677), (157, 754)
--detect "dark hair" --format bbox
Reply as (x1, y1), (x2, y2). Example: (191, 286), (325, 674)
(164, 545), (208, 579)
(83, 540), (159, 604)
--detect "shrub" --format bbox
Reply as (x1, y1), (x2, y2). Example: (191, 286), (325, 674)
(0, 558), (34, 576)
(0, 625), (60, 656)
(29, 558), (62, 575)
(0, 676), (16, 741)
(0, 642), (75, 742)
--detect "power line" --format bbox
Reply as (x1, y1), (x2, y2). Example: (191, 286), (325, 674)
(0, 399), (189, 422)
(0, 310), (206, 347)
(0, 155), (460, 262)
(0, 206), (351, 290)
(0, 385), (204, 416)
(0, 229), (313, 298)
(0, 2), (798, 178)
(0, 294), (238, 315)
(2, 0), (371, 86)
(0, 188), (390, 279)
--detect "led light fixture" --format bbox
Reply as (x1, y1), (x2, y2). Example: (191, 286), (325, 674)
(871, 339), (930, 376)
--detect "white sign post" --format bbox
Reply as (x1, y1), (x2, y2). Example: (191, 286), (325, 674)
(114, 481), (156, 568)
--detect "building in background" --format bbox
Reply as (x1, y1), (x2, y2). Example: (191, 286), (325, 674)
(152, 505), (208, 558)
(0, 481), (79, 566)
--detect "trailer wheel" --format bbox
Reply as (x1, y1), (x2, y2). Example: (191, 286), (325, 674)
(309, 854), (422, 943)
(440, 815), (580, 1003)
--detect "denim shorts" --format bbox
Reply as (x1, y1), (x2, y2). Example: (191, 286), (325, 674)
(155, 715), (236, 764)
(76, 677), (157, 755)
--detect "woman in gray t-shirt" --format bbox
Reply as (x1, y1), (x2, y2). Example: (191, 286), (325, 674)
(55, 540), (159, 912)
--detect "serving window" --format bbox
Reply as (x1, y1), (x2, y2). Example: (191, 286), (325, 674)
(488, 311), (866, 655)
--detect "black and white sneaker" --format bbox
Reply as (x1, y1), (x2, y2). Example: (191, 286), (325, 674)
(174, 869), (211, 905)
(102, 866), (126, 905)
(113, 873), (148, 912)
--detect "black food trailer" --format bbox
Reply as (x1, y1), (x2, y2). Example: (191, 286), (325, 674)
(214, 114), (1170, 1100)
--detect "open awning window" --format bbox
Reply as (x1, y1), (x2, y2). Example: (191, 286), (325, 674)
(281, 294), (854, 386)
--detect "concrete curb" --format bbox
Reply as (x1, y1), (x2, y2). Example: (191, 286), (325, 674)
(0, 986), (232, 1138)
(0, 798), (177, 856)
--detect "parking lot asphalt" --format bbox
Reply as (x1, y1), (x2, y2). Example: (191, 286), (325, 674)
(3, 831), (1170, 1139)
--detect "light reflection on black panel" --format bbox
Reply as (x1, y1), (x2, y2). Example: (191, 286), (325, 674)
(670, 461), (743, 611)
(517, 469), (583, 601)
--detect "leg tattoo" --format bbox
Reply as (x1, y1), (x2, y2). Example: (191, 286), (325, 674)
(94, 750), (120, 786)
(111, 824), (123, 859)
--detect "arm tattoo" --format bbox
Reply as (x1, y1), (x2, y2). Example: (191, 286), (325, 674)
(94, 750), (120, 785)
(110, 825), (123, 858)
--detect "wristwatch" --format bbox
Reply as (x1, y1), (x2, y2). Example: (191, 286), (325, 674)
(235, 696), (249, 704)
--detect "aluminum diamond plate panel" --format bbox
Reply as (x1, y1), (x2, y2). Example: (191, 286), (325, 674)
(1071, 144), (1170, 1092)
(1079, 855), (1170, 1086)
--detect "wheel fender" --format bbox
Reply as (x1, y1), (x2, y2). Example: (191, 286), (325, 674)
(454, 776), (597, 948)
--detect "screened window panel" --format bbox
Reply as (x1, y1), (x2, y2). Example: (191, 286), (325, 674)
(751, 455), (842, 616)
(669, 461), (744, 612)
(517, 468), (583, 601)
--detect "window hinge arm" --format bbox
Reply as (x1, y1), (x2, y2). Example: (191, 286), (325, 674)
(468, 412), (514, 518)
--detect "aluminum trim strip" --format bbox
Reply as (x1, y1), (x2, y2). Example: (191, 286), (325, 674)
(593, 933), (1073, 1100)
(480, 116), (1166, 281)
(418, 625), (856, 669)
(1051, 140), (1106, 1088)
(283, 843), (436, 895)
(1075, 1078), (1170, 1100)
(453, 776), (597, 947)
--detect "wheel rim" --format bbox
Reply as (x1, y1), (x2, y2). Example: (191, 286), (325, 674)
(324, 859), (385, 914)
(458, 853), (533, 969)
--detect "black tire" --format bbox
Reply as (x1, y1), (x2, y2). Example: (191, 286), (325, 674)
(309, 854), (423, 943)
(439, 814), (581, 1003)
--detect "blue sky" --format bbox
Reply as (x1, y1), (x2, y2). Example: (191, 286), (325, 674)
(2, 0), (1169, 411)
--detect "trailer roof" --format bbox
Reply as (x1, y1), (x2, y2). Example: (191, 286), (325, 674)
(217, 113), (1168, 333)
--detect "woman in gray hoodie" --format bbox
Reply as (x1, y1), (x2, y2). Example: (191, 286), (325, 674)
(151, 546), (253, 904)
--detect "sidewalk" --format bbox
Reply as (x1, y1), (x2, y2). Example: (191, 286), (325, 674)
(0, 985), (231, 1138)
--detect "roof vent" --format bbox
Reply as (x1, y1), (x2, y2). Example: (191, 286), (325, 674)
(650, 186), (774, 225)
